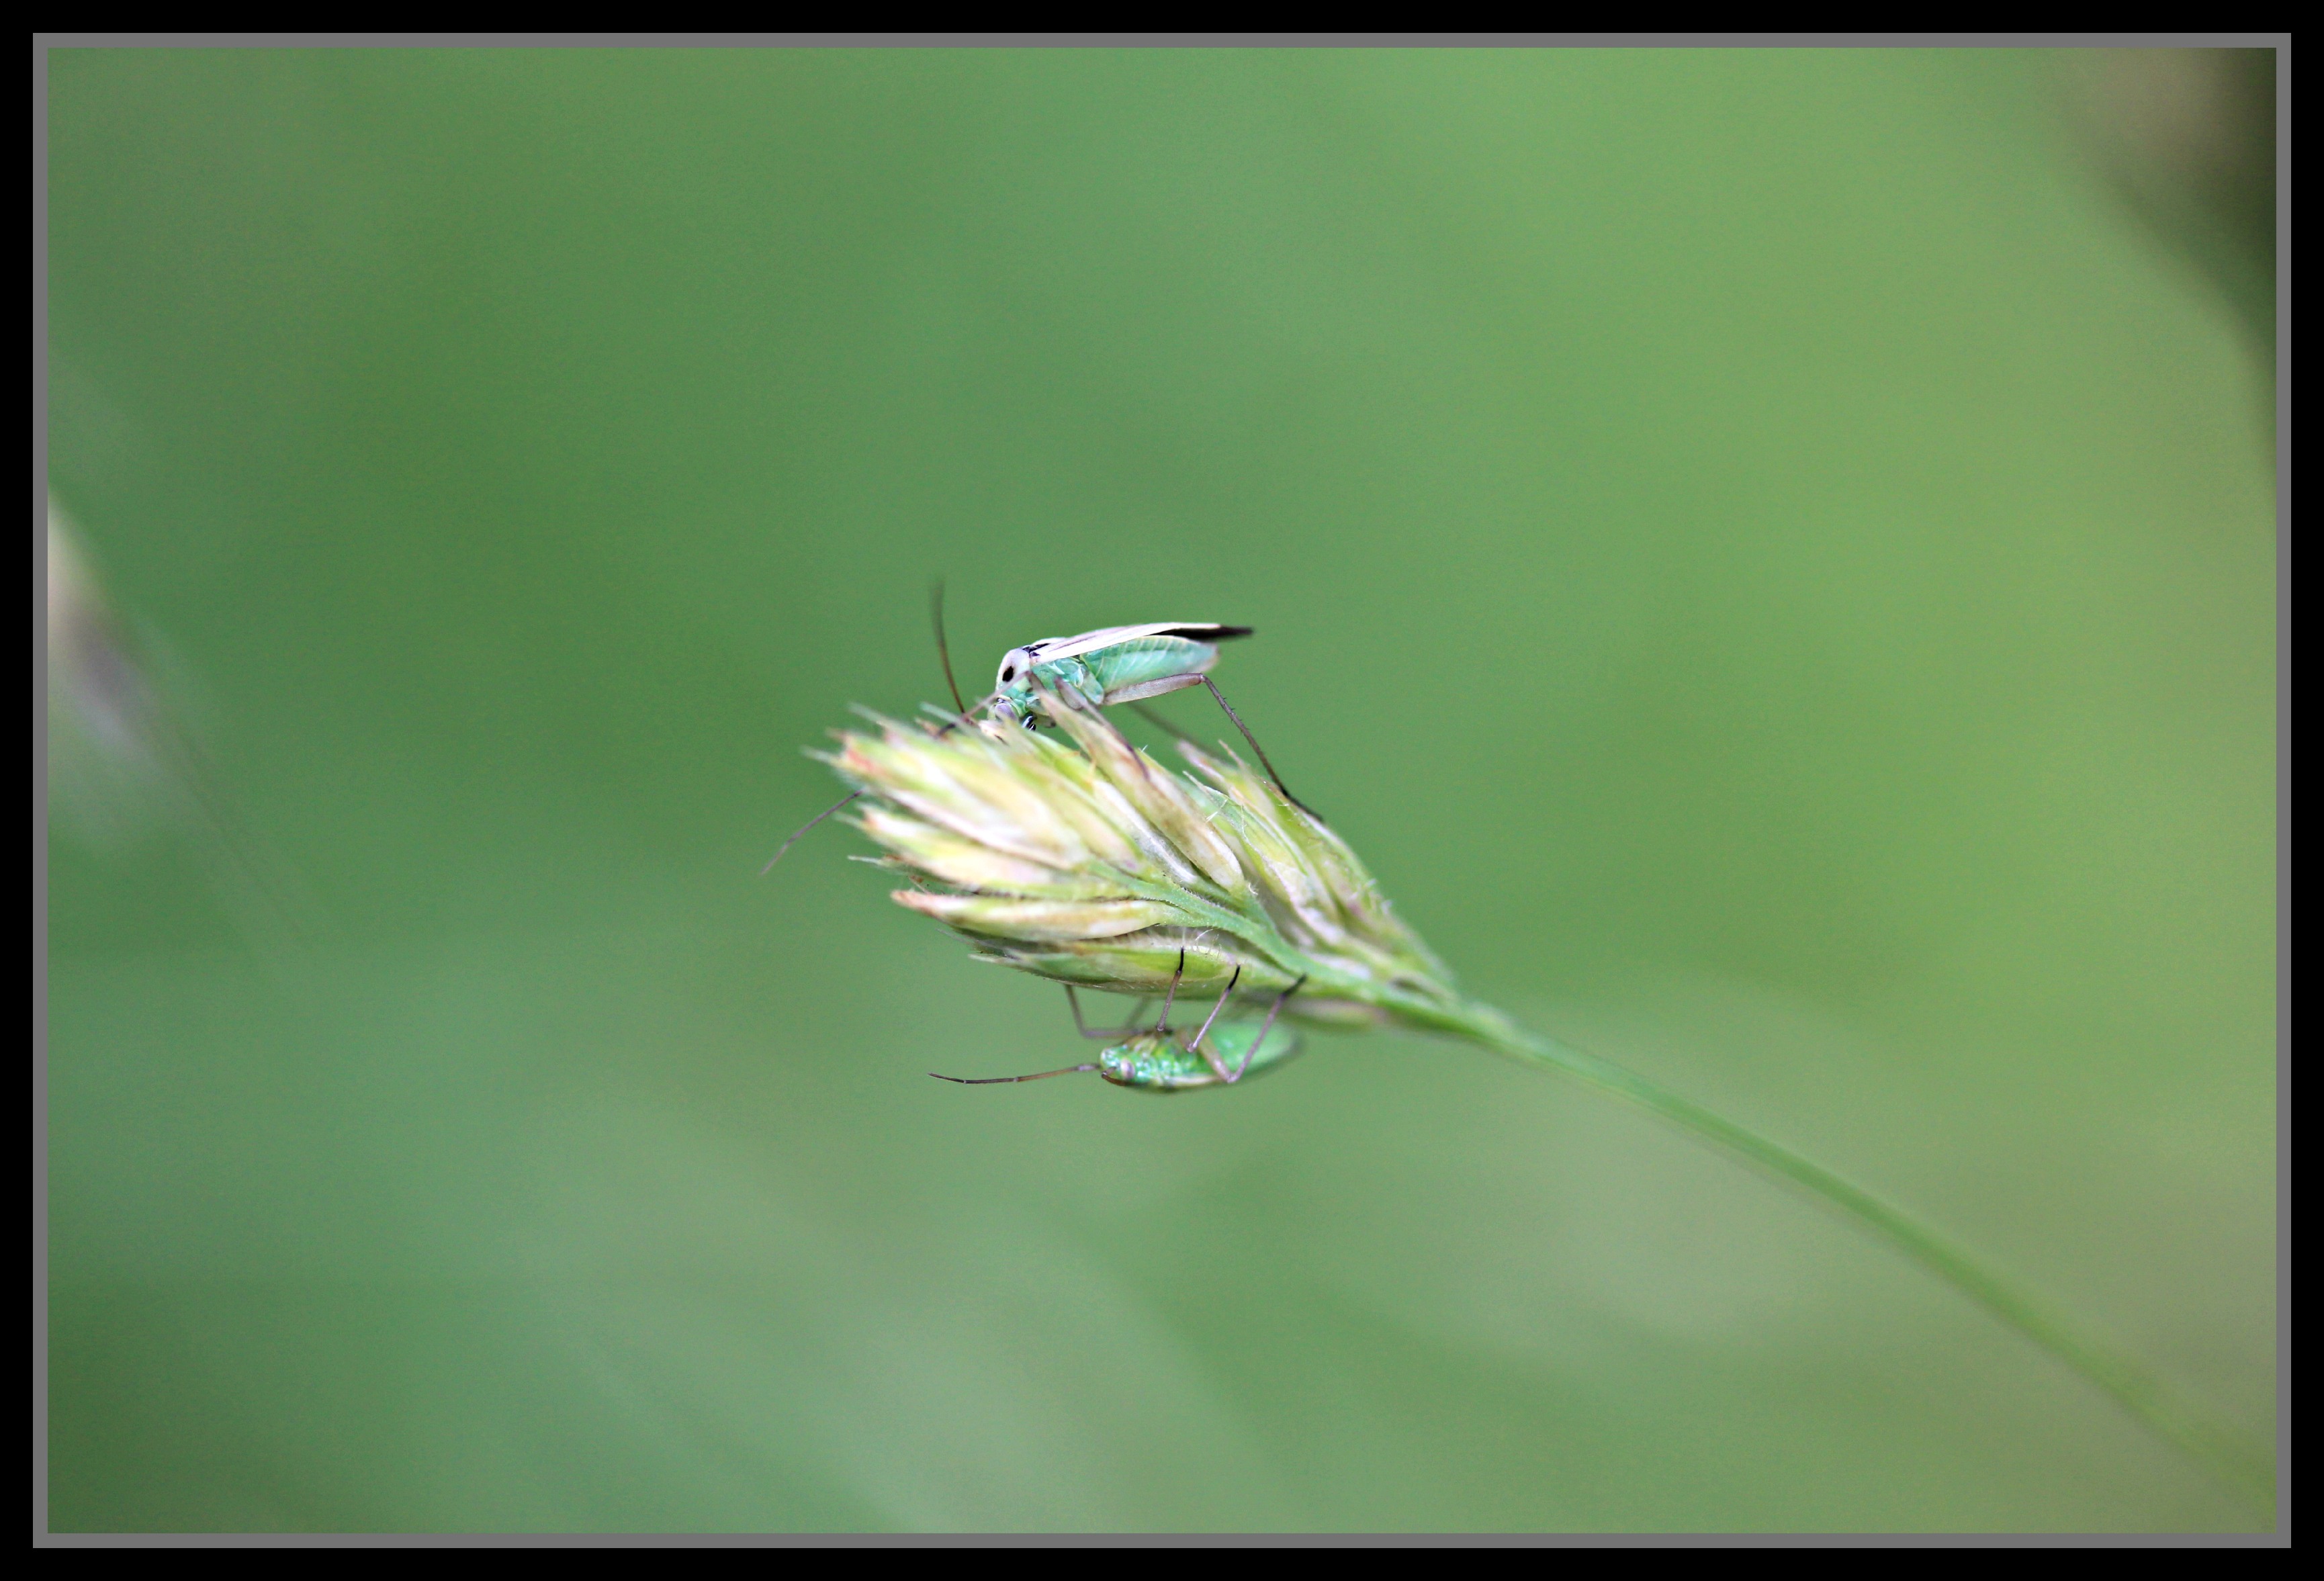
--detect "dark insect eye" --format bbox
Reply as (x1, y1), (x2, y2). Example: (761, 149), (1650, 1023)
(1001, 666), (1015, 682)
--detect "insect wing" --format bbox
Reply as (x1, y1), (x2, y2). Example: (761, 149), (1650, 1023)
(1029, 623), (1253, 664)
(1079, 635), (1230, 703)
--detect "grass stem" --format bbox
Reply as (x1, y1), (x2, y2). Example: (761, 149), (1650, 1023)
(1431, 997), (2276, 1520)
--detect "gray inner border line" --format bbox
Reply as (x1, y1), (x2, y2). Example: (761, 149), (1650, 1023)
(32, 31), (2290, 1547)
(28, 31), (2302, 47)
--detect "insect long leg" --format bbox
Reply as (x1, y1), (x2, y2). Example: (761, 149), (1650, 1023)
(1199, 676), (1323, 823)
(930, 1064), (1099, 1085)
(1230, 973), (1308, 1083)
(1066, 985), (1151, 1041)
(927, 690), (1008, 741)
(760, 788), (864, 874)
(1188, 966), (1244, 1083)
(1153, 948), (1187, 1033)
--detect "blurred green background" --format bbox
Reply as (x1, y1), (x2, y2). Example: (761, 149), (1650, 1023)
(44, 48), (2276, 1533)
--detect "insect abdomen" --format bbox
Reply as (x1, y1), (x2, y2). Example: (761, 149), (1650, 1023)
(1081, 635), (1219, 703)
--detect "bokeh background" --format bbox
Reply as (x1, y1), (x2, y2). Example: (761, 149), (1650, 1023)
(44, 47), (2277, 1533)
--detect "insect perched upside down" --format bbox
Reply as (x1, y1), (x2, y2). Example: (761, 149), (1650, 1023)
(931, 952), (1308, 1093)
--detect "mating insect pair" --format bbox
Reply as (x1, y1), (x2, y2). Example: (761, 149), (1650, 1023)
(764, 586), (1314, 871)
(932, 950), (1308, 1092)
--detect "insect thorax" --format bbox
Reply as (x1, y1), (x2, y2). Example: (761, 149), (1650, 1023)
(997, 655), (1100, 721)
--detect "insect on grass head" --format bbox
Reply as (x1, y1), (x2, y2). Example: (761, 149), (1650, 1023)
(821, 687), (1460, 1032)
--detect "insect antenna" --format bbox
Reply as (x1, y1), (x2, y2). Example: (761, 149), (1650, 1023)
(1200, 676), (1323, 823)
(930, 1064), (1098, 1084)
(760, 788), (864, 874)
(767, 583), (988, 874)
(929, 578), (971, 718)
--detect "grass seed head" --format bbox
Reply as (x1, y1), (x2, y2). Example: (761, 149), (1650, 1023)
(820, 690), (1460, 1026)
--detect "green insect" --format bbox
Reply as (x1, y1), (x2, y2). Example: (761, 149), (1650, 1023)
(764, 586), (1314, 870)
(989, 621), (1247, 723)
(932, 952), (1308, 1092)
(981, 620), (1310, 815)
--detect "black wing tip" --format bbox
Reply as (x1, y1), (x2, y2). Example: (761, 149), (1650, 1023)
(1161, 624), (1253, 641)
